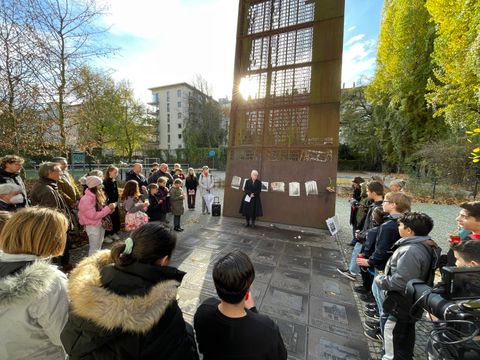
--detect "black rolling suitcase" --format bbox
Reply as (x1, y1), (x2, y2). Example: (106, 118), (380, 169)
(211, 196), (221, 216)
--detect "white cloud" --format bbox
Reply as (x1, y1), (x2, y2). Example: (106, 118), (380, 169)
(99, 0), (238, 102)
(345, 34), (365, 46)
(347, 25), (356, 32)
(341, 38), (377, 87)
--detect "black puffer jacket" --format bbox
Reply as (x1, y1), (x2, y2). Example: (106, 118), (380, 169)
(61, 251), (198, 360)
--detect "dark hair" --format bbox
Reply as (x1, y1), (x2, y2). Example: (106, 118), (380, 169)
(372, 207), (387, 225)
(452, 240), (480, 263)
(460, 202), (480, 221)
(212, 250), (255, 304)
(121, 180), (141, 200)
(367, 180), (384, 196)
(52, 157), (67, 163)
(110, 222), (177, 266)
(398, 212), (434, 236)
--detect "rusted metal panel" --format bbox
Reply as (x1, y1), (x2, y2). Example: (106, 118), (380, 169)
(224, 0), (345, 229)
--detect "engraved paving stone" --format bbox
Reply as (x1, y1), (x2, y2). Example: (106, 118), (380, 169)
(272, 317), (307, 360)
(270, 271), (310, 294)
(308, 327), (370, 360)
(261, 287), (309, 323)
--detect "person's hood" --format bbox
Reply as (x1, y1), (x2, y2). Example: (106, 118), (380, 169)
(0, 259), (60, 307)
(394, 235), (438, 248)
(68, 250), (179, 334)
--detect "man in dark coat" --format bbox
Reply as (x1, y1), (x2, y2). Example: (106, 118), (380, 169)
(148, 163), (174, 187)
(0, 155), (29, 208)
(30, 162), (74, 269)
(125, 163), (148, 190)
(239, 170), (263, 228)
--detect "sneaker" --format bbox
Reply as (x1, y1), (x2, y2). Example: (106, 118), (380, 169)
(364, 309), (380, 320)
(336, 268), (356, 281)
(103, 236), (113, 244)
(364, 328), (383, 343)
(111, 233), (121, 241)
(354, 285), (369, 294)
(365, 303), (377, 311)
(364, 319), (380, 331)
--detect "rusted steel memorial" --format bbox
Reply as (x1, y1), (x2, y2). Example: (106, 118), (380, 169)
(223, 0), (345, 228)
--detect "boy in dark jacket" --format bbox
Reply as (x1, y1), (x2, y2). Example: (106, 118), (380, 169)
(194, 251), (287, 360)
(147, 183), (167, 222)
(374, 212), (441, 360)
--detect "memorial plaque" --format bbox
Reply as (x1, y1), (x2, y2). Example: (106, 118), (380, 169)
(311, 259), (349, 281)
(284, 244), (312, 258)
(309, 296), (363, 337)
(272, 317), (307, 359)
(261, 287), (309, 323)
(310, 274), (353, 304)
(181, 249), (218, 269)
(251, 262), (275, 284)
(251, 249), (282, 266)
(271, 271), (311, 294)
(308, 327), (369, 360)
(256, 239), (286, 253)
(278, 254), (311, 274)
(177, 287), (202, 316)
(310, 247), (343, 264)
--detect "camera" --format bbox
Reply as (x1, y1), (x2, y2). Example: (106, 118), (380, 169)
(348, 198), (360, 207)
(406, 266), (480, 360)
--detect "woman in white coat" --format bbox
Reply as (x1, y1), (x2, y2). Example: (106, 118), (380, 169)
(0, 207), (70, 360)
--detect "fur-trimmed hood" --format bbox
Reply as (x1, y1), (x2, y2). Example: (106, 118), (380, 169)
(68, 250), (180, 334)
(0, 260), (61, 307)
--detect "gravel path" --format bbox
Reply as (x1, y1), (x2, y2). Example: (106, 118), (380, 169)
(335, 196), (460, 251)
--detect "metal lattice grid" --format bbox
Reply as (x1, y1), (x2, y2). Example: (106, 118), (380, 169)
(247, 0), (315, 35)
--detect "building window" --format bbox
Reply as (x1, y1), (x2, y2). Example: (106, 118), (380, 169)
(152, 93), (159, 103)
(177, 112), (182, 119)
(167, 114), (170, 122)
(177, 101), (181, 108)
(166, 91), (170, 101)
(167, 103), (170, 112)
(178, 123), (182, 129)
(178, 134), (182, 139)
(168, 124), (170, 133)
(177, 89), (181, 97)
(178, 144), (182, 149)
(168, 135), (170, 143)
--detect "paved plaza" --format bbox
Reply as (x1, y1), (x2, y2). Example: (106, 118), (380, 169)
(71, 190), (373, 359)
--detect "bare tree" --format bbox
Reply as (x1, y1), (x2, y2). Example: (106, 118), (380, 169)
(27, 0), (115, 152)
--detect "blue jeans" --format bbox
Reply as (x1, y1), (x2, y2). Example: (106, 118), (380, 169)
(348, 242), (362, 275)
(372, 273), (385, 317)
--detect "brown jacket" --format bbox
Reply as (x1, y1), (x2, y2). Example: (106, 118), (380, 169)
(57, 172), (81, 207)
(30, 177), (74, 229)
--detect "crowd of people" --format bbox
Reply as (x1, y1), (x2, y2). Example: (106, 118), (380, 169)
(3, 153), (478, 359)
(338, 176), (480, 359)
(0, 155), (286, 359)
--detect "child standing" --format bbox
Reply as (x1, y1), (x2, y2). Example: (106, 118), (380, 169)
(121, 180), (149, 231)
(103, 165), (121, 242)
(170, 178), (185, 232)
(375, 212), (440, 360)
(157, 177), (171, 223)
(147, 183), (168, 222)
(78, 176), (116, 255)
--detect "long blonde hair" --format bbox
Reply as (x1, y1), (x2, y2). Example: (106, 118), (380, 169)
(0, 207), (68, 257)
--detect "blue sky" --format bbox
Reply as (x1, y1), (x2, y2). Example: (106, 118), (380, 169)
(99, 0), (383, 102)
